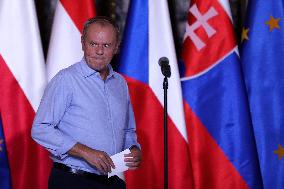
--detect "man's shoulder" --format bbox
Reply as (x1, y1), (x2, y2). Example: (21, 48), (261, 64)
(48, 62), (81, 85)
(113, 71), (127, 84)
(65, 61), (82, 73)
(55, 62), (81, 77)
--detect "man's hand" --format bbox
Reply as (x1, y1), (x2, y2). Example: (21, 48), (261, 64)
(83, 148), (115, 174)
(68, 143), (115, 174)
(124, 146), (142, 170)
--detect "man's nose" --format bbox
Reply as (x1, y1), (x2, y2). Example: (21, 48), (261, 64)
(95, 45), (104, 55)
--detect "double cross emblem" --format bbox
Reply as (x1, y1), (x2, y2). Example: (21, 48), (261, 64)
(184, 4), (218, 51)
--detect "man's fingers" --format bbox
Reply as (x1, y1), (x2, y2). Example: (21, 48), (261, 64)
(124, 153), (132, 157)
(95, 162), (106, 174)
(125, 155), (141, 168)
(124, 157), (135, 162)
(99, 158), (111, 173)
(125, 155), (141, 162)
(98, 153), (113, 173)
(124, 148), (142, 170)
(126, 161), (141, 169)
(105, 154), (115, 169)
(92, 151), (113, 173)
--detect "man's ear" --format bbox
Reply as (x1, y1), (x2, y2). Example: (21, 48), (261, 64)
(81, 36), (85, 51)
(114, 42), (120, 54)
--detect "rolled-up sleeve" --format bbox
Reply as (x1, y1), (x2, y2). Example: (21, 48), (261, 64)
(31, 71), (77, 159)
(124, 88), (141, 150)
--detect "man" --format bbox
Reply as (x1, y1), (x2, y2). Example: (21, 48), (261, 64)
(32, 17), (142, 189)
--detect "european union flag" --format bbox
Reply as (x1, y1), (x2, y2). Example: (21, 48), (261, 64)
(241, 1), (284, 188)
(0, 116), (12, 189)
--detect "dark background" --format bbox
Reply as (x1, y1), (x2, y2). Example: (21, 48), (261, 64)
(35, 0), (247, 59)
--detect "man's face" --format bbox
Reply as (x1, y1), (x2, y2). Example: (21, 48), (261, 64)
(81, 23), (118, 71)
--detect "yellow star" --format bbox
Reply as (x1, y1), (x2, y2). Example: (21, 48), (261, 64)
(274, 144), (284, 160)
(0, 139), (3, 152)
(241, 27), (249, 42)
(265, 15), (281, 32)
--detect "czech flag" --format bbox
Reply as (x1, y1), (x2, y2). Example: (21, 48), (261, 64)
(117, 0), (193, 188)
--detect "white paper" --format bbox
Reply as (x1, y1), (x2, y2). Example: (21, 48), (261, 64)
(108, 148), (131, 179)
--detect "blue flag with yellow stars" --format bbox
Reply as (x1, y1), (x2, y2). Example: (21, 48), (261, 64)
(240, 1), (284, 188)
(0, 116), (12, 189)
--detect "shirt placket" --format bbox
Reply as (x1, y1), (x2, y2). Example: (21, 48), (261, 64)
(103, 79), (117, 154)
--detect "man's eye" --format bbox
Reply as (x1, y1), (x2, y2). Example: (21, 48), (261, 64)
(104, 44), (110, 48)
(90, 42), (96, 47)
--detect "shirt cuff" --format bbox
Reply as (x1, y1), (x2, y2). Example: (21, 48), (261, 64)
(126, 142), (141, 151)
(56, 137), (77, 159)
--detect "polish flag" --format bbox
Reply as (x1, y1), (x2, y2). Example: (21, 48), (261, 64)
(117, 0), (193, 188)
(0, 0), (51, 188)
(46, 0), (96, 81)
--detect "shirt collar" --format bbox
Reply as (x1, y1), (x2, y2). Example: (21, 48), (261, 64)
(80, 57), (116, 79)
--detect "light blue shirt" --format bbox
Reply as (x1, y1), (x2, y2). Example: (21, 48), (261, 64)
(32, 58), (139, 174)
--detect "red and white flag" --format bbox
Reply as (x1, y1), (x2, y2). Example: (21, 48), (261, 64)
(46, 0), (96, 81)
(117, 0), (193, 188)
(0, 0), (51, 188)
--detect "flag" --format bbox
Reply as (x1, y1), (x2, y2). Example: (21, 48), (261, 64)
(46, 0), (96, 81)
(240, 1), (284, 188)
(180, 0), (263, 188)
(117, 0), (193, 188)
(0, 0), (51, 188)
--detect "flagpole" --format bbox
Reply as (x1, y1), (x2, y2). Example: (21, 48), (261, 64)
(163, 76), (169, 189)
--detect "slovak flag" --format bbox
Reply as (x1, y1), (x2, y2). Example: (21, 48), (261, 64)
(180, 0), (263, 189)
(117, 0), (193, 188)
(46, 0), (96, 81)
(0, 0), (50, 188)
